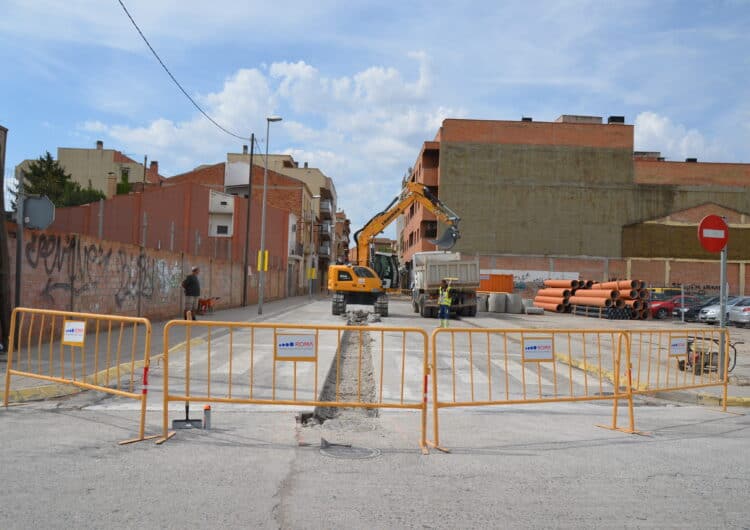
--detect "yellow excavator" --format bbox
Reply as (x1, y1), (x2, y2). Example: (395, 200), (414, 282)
(327, 182), (460, 316)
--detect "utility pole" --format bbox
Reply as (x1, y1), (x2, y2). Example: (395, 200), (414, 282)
(0, 125), (11, 352)
(242, 134), (255, 306)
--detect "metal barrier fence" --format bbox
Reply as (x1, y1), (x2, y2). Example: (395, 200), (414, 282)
(625, 327), (730, 407)
(3, 307), (155, 444)
(157, 320), (430, 451)
(428, 328), (634, 450)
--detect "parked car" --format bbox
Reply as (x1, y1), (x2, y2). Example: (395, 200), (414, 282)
(698, 296), (744, 324)
(646, 287), (683, 301)
(728, 298), (750, 327)
(672, 296), (720, 322)
(649, 295), (702, 319)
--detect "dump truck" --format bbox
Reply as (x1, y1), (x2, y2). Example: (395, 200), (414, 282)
(328, 182), (461, 316)
(410, 251), (480, 318)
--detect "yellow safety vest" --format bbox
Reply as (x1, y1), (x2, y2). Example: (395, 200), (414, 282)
(439, 286), (452, 306)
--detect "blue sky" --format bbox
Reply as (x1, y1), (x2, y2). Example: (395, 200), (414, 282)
(2, 0), (749, 235)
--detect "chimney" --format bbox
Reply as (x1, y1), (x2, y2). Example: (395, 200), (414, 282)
(686, 158), (698, 163)
(607, 116), (625, 124)
(150, 161), (159, 175)
(304, 162), (308, 168)
(242, 145), (248, 155)
(96, 140), (104, 150)
(521, 117), (533, 122)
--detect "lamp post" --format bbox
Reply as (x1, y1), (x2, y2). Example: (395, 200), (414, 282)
(257, 116), (282, 315)
(309, 194), (320, 300)
(241, 133), (255, 307)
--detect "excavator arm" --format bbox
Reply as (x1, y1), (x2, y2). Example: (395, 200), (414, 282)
(353, 181), (461, 267)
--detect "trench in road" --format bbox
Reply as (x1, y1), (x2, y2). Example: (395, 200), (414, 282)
(314, 311), (378, 423)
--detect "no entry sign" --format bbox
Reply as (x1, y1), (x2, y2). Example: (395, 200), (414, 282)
(698, 215), (729, 253)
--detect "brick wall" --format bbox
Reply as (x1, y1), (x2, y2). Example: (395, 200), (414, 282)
(6, 225), (287, 322)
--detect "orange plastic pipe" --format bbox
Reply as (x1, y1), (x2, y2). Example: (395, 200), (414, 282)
(533, 301), (564, 313)
(543, 279), (578, 288)
(537, 288), (571, 298)
(592, 280), (638, 290)
(534, 296), (568, 305)
(624, 300), (642, 310)
(638, 289), (650, 300)
(572, 289), (619, 299)
(616, 289), (640, 299)
(568, 296), (612, 307)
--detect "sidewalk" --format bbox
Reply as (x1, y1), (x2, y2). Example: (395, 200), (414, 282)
(3, 297), (750, 406)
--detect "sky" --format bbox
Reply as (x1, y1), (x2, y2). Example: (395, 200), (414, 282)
(2, 0), (749, 237)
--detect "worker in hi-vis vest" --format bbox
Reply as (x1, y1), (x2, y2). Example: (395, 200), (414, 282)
(438, 279), (453, 328)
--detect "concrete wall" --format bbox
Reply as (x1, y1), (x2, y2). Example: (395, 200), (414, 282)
(440, 141), (750, 258)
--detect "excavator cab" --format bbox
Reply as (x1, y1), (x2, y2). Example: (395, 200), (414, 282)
(372, 252), (400, 289)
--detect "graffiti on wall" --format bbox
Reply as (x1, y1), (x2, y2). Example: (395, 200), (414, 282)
(25, 233), (182, 307)
(113, 248), (182, 308)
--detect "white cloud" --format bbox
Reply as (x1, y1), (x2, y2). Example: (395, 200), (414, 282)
(634, 112), (727, 162)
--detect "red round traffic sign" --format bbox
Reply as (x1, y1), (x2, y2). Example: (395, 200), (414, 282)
(698, 215), (729, 253)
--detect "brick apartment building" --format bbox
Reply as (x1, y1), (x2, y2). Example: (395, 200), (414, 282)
(402, 116), (750, 295)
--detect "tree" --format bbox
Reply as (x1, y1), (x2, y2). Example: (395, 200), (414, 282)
(12, 151), (105, 208)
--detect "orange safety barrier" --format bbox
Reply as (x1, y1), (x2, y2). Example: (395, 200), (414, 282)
(156, 320), (430, 452)
(3, 308), (156, 444)
(427, 328), (634, 451)
(624, 328), (731, 408)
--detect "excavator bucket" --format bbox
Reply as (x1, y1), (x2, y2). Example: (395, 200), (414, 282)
(430, 226), (460, 250)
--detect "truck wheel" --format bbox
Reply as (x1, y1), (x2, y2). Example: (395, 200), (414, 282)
(468, 305), (477, 317)
(420, 299), (430, 318)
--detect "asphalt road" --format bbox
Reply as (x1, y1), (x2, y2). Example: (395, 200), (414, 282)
(1, 296), (749, 529)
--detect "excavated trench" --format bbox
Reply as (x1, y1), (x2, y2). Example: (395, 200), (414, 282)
(312, 310), (380, 424)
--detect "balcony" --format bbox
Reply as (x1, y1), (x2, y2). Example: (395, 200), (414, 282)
(319, 199), (333, 220)
(319, 244), (331, 257)
(320, 222), (333, 241)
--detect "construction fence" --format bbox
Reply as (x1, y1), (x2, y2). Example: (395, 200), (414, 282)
(3, 308), (733, 452)
(3, 307), (156, 444)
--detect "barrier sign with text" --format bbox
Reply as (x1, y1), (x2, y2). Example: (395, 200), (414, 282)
(522, 336), (555, 362)
(274, 332), (317, 361)
(62, 320), (86, 346)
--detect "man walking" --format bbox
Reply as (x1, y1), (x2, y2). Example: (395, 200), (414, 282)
(438, 278), (452, 328)
(182, 266), (201, 320)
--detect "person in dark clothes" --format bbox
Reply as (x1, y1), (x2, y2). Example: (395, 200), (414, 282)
(182, 266), (201, 320)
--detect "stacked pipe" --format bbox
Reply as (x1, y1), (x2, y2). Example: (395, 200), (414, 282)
(574, 279), (650, 320)
(532, 279), (580, 313)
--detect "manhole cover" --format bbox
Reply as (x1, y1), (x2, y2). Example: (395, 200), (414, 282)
(320, 444), (381, 460)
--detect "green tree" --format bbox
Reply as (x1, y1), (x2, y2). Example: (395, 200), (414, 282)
(13, 151), (105, 208)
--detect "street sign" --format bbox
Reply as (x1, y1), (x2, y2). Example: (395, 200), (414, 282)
(24, 195), (55, 230)
(697, 215), (728, 253)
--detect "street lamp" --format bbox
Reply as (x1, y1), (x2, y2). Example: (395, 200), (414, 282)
(257, 115), (282, 315)
(309, 194), (321, 300)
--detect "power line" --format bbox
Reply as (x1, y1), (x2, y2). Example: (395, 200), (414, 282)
(117, 0), (248, 141)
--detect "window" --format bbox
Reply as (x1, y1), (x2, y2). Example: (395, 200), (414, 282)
(352, 266), (375, 278)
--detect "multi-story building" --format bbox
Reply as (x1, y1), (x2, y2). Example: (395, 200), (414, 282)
(334, 211), (350, 263)
(402, 116), (750, 294)
(16, 140), (164, 198)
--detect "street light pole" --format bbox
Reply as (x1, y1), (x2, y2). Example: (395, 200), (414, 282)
(241, 133), (255, 307)
(257, 116), (282, 315)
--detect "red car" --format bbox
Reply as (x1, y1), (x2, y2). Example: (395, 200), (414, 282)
(649, 295), (702, 319)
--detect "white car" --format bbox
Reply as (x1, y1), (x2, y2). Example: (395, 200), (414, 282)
(698, 296), (743, 324)
(728, 298), (750, 327)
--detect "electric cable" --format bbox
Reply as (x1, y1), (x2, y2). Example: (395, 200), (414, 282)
(117, 0), (248, 141)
